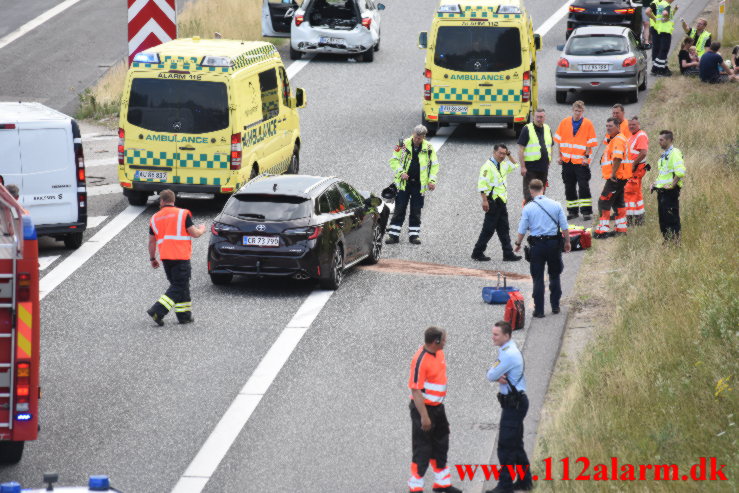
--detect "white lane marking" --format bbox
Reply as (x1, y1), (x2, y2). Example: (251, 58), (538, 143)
(286, 55), (314, 79)
(0, 0), (86, 51)
(88, 184), (122, 197)
(87, 216), (108, 229)
(427, 125), (455, 152)
(535, 0), (575, 37)
(85, 157), (117, 168)
(40, 205), (147, 299)
(172, 290), (335, 493)
(38, 255), (60, 272)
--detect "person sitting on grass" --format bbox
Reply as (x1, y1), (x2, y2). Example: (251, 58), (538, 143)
(729, 45), (739, 75)
(678, 37), (699, 76)
(699, 42), (737, 83)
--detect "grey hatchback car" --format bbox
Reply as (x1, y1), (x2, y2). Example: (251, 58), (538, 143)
(555, 26), (648, 104)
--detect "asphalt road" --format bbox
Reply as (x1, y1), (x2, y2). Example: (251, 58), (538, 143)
(0, 0), (710, 491)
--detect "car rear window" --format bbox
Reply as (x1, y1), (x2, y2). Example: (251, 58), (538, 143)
(566, 35), (628, 56)
(224, 194), (312, 221)
(434, 26), (522, 72)
(127, 78), (229, 134)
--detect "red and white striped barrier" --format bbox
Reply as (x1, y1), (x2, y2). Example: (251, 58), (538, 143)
(128, 0), (177, 65)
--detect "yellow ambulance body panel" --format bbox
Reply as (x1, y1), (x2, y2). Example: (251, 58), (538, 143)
(419, 0), (540, 135)
(118, 38), (306, 205)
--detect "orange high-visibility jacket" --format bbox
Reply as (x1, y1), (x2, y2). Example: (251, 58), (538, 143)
(620, 119), (632, 140)
(408, 346), (447, 407)
(150, 206), (193, 260)
(601, 133), (632, 180)
(554, 117), (598, 164)
(624, 129), (649, 170)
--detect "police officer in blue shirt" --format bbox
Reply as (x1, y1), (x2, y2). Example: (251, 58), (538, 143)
(514, 179), (571, 318)
(485, 321), (532, 493)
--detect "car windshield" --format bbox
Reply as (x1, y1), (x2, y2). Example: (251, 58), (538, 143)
(566, 35), (628, 56)
(434, 26), (522, 72)
(127, 78), (229, 134)
(224, 194), (312, 221)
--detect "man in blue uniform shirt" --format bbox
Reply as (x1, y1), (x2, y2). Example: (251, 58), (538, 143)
(514, 179), (571, 318)
(485, 321), (532, 493)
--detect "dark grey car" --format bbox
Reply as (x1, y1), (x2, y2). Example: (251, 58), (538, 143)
(555, 26), (648, 104)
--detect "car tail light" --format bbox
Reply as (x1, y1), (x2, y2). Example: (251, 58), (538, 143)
(622, 56), (637, 67)
(307, 226), (322, 240)
(230, 132), (242, 170)
(557, 57), (570, 68)
(15, 361), (31, 417)
(361, 17), (371, 29)
(283, 226), (322, 239)
(0, 124), (16, 129)
(211, 224), (219, 236)
(17, 272), (30, 302)
(614, 8), (635, 14)
(424, 69), (432, 101)
(212, 222), (238, 237)
(295, 14), (304, 26)
(569, 6), (585, 13)
(117, 127), (125, 165)
(522, 71), (531, 103)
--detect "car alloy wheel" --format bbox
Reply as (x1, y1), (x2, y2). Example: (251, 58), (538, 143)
(321, 245), (344, 290)
(365, 223), (383, 265)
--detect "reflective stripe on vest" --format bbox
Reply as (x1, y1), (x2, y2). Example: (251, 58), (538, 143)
(691, 29), (711, 57)
(653, 0), (675, 34)
(656, 147), (685, 188)
(523, 123), (553, 162)
(151, 207), (192, 260)
(624, 129), (648, 165)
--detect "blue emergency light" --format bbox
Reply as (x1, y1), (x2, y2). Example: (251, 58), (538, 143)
(89, 475), (111, 491)
(0, 483), (21, 493)
(16, 413), (31, 421)
(133, 52), (161, 64)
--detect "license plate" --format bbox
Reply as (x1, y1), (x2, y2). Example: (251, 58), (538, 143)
(319, 37), (345, 45)
(134, 170), (168, 181)
(243, 236), (279, 247)
(439, 105), (468, 114)
(581, 64), (610, 72)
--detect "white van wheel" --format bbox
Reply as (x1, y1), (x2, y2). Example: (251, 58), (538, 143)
(64, 232), (83, 249)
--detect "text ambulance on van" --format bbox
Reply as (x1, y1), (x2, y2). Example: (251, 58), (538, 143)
(118, 38), (307, 206)
(418, 0), (541, 136)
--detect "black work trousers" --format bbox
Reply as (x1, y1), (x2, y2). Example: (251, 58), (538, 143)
(562, 162), (592, 215)
(529, 238), (563, 315)
(409, 402), (449, 478)
(150, 259), (192, 322)
(652, 32), (672, 73)
(657, 187), (681, 240)
(598, 178), (627, 213)
(496, 394), (532, 489)
(473, 197), (513, 257)
(388, 181), (424, 238)
(522, 169), (548, 203)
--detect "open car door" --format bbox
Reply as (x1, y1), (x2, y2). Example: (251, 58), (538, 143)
(262, 0), (299, 37)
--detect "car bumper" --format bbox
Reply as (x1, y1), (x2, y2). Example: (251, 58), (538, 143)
(556, 73), (639, 91)
(123, 183), (228, 195)
(208, 243), (322, 279)
(35, 221), (86, 236)
(292, 25), (375, 54)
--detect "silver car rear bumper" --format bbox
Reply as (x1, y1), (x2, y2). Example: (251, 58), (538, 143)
(556, 73), (639, 92)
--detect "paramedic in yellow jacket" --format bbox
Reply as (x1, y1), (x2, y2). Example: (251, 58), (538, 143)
(386, 125), (440, 245)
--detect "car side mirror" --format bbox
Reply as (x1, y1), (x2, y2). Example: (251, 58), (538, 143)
(418, 31), (428, 49)
(365, 196), (382, 208)
(295, 88), (307, 108)
(534, 33), (542, 51)
(377, 3), (385, 10)
(556, 44), (565, 51)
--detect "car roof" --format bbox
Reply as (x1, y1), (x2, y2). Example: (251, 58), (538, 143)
(0, 102), (71, 123)
(237, 175), (338, 198)
(571, 25), (631, 36)
(454, 0), (524, 9)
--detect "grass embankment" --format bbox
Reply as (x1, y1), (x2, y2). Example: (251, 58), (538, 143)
(533, 3), (739, 491)
(77, 0), (264, 121)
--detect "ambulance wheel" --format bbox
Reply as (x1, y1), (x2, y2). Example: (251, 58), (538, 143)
(210, 273), (233, 285)
(0, 441), (24, 464)
(287, 148), (299, 174)
(126, 190), (150, 206)
(64, 232), (83, 249)
(555, 90), (567, 104)
(363, 48), (374, 62)
(290, 46), (302, 60)
(249, 164), (259, 180)
(319, 244), (344, 290)
(423, 116), (439, 137)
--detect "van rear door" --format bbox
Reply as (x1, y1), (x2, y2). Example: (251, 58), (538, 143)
(0, 124), (21, 197)
(19, 122), (77, 226)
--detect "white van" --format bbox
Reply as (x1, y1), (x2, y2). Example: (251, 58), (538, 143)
(0, 102), (87, 249)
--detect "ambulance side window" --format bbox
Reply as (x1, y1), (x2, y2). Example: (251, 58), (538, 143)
(258, 68), (280, 120)
(278, 67), (291, 107)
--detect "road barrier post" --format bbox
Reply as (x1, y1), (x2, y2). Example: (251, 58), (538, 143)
(128, 0), (177, 65)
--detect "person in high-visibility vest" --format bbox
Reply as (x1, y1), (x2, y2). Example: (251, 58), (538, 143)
(647, 0), (678, 76)
(651, 130), (685, 241)
(517, 108), (553, 203)
(624, 116), (650, 225)
(407, 327), (461, 493)
(681, 17), (712, 58)
(147, 190), (206, 326)
(594, 118), (631, 238)
(554, 100), (598, 221)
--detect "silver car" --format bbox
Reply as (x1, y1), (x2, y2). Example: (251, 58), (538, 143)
(555, 26), (648, 104)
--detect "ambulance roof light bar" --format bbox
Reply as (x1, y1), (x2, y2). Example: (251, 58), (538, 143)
(437, 4), (461, 13)
(201, 56), (233, 67)
(132, 52), (161, 64)
(497, 5), (522, 14)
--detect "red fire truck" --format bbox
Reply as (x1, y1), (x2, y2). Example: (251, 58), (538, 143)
(0, 184), (40, 463)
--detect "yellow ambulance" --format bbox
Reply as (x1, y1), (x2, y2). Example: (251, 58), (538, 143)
(418, 0), (541, 136)
(118, 38), (306, 205)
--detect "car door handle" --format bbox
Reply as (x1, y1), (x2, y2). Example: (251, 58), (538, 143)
(179, 146), (195, 151)
(336, 220), (344, 227)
